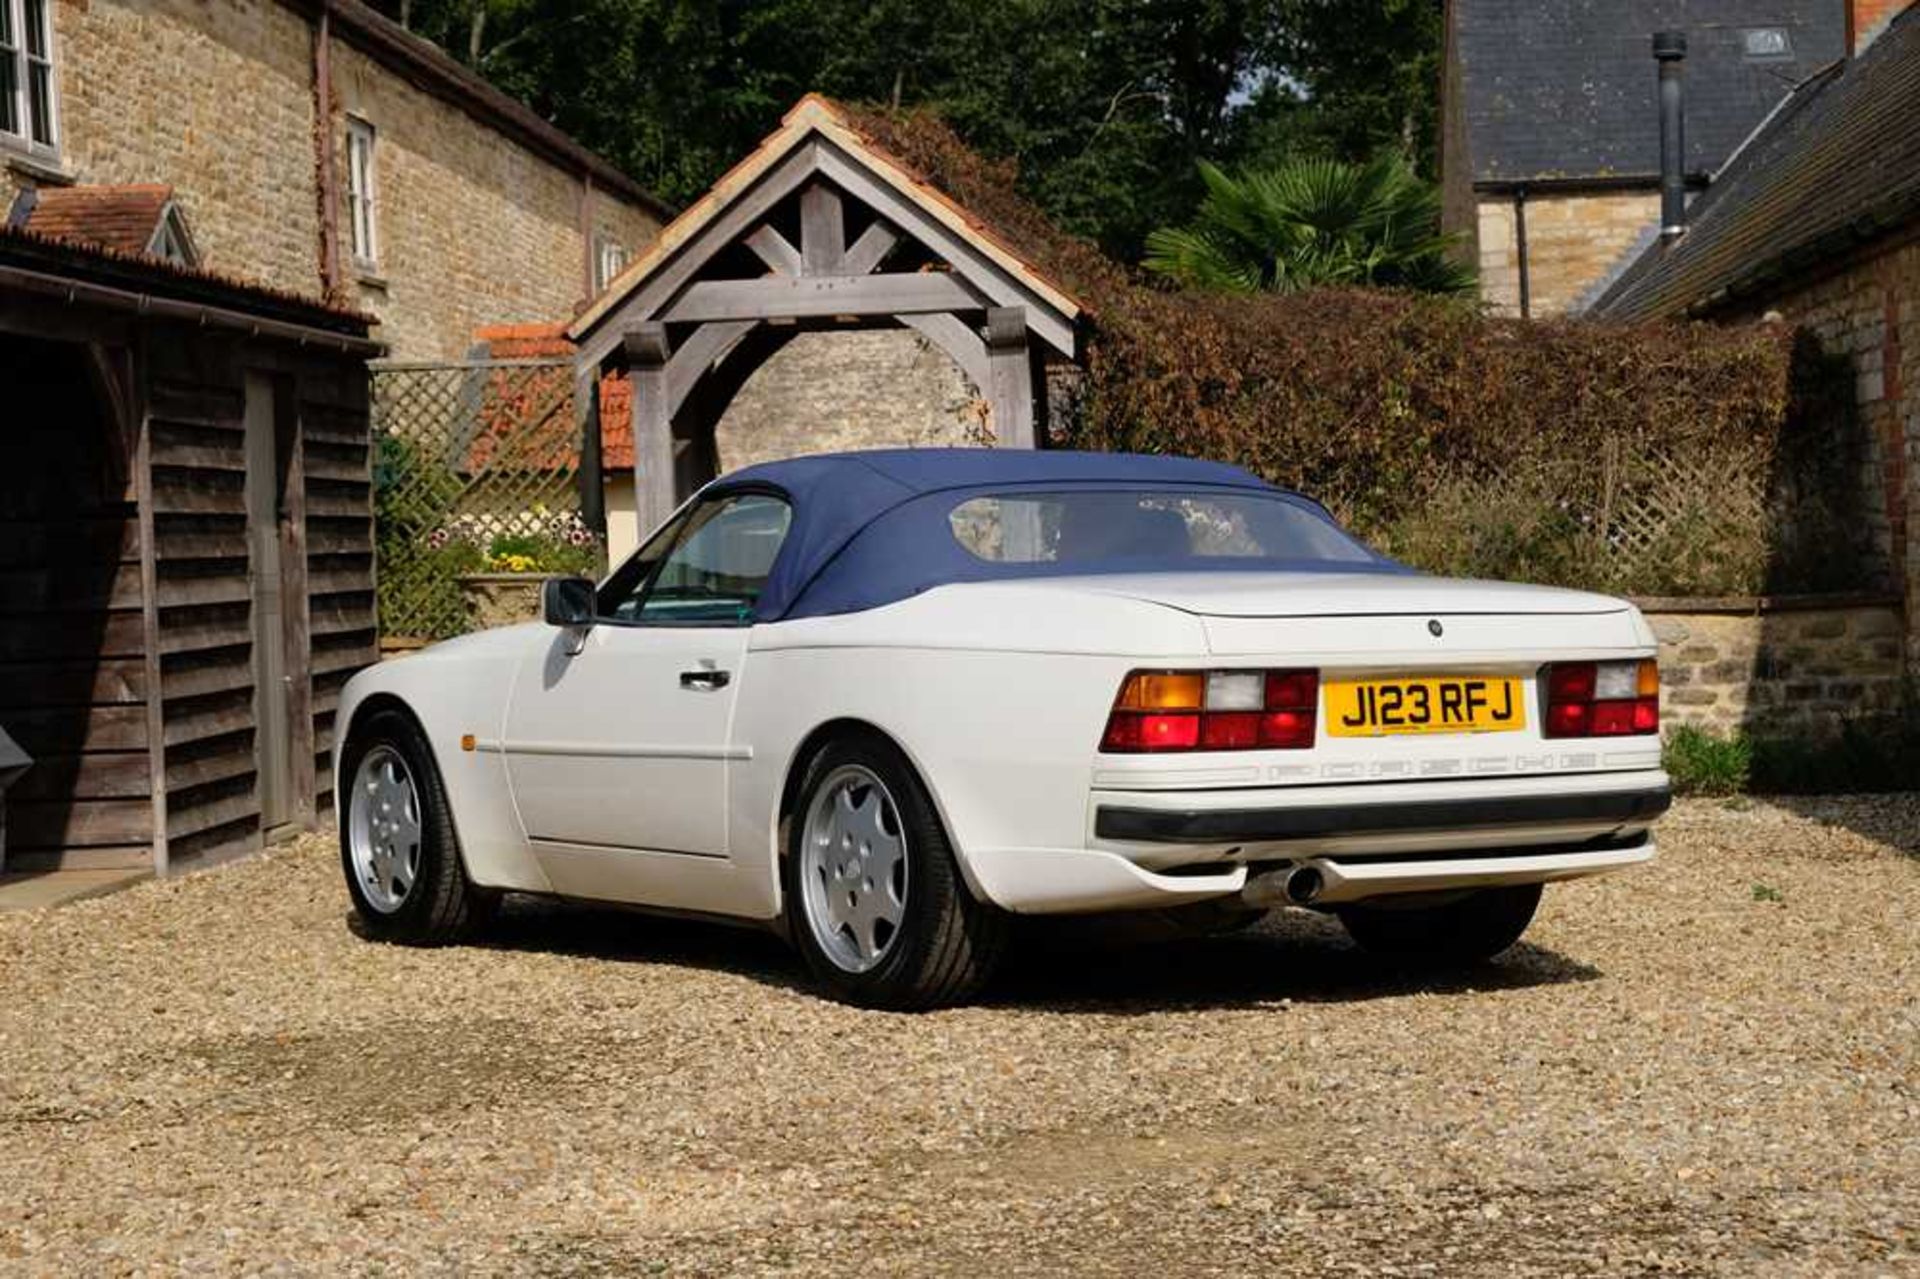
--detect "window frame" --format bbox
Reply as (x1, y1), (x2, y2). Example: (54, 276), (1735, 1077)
(345, 115), (379, 271)
(1740, 27), (1794, 61)
(594, 233), (627, 293)
(0, 0), (60, 160)
(593, 487), (793, 630)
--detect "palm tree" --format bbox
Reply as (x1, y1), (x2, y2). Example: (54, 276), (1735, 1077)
(1144, 156), (1475, 296)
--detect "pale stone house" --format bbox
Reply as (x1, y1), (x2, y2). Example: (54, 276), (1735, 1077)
(0, 0), (671, 359)
(1439, 0), (1845, 317)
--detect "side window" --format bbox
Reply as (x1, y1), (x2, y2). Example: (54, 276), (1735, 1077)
(346, 116), (379, 270)
(0, 0), (59, 156)
(594, 233), (627, 293)
(601, 493), (791, 626)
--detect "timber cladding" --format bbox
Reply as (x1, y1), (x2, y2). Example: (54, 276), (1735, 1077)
(0, 232), (377, 875)
(142, 333), (377, 872)
(0, 337), (150, 868)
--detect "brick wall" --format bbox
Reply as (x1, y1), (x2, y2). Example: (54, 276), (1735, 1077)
(1852, 0), (1916, 51)
(5, 0), (661, 359)
(1644, 599), (1906, 735)
(1476, 191), (1659, 317)
(1723, 233), (1920, 666)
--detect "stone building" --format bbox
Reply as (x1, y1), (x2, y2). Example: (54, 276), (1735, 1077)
(1439, 0), (1844, 317)
(1, 0), (670, 359)
(1592, 1), (1920, 716)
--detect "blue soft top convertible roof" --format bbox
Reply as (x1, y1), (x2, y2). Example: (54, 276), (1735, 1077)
(700, 449), (1373, 621)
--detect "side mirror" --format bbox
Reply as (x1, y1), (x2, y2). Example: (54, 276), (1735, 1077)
(541, 576), (596, 628)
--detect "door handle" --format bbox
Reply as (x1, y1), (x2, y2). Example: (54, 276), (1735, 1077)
(680, 668), (731, 690)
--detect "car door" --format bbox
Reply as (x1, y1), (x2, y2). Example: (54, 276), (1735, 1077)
(502, 491), (792, 899)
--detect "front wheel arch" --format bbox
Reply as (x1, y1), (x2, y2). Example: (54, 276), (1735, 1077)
(337, 701), (499, 943)
(339, 694), (462, 862)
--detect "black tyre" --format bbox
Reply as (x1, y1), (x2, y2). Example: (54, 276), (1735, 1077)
(1336, 883), (1541, 963)
(339, 707), (499, 945)
(784, 732), (1010, 1010)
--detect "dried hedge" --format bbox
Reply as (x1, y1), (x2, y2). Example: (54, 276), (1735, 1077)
(846, 106), (1873, 595)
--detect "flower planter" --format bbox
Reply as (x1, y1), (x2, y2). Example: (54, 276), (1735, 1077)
(457, 573), (549, 631)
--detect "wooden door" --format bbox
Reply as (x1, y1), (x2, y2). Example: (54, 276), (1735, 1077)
(245, 373), (295, 837)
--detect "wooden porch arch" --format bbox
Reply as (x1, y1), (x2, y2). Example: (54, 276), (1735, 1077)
(568, 95), (1084, 533)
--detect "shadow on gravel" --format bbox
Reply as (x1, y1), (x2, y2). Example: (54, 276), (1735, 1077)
(470, 897), (810, 993)
(1760, 794), (1919, 858)
(441, 896), (1599, 1013)
(988, 908), (1601, 1013)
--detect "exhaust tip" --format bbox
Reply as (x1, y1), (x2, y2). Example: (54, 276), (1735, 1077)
(1285, 866), (1324, 906)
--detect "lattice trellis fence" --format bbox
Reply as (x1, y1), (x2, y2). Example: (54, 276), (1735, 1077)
(1600, 443), (1773, 595)
(371, 358), (602, 642)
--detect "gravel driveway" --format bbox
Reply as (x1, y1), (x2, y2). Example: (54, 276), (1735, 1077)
(2, 797), (1915, 1275)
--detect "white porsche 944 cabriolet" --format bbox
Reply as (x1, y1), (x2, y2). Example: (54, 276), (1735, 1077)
(338, 450), (1668, 1008)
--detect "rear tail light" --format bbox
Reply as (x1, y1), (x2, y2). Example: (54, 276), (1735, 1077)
(1101, 669), (1318, 752)
(1542, 659), (1659, 737)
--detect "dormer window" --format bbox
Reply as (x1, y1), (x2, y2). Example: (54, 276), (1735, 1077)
(0, 0), (58, 155)
(148, 202), (199, 267)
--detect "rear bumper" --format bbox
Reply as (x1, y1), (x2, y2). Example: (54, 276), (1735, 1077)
(1245, 833), (1656, 907)
(1094, 783), (1671, 843)
(960, 769), (1667, 914)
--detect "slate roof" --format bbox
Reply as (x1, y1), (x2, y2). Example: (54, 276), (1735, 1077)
(10, 184), (175, 256)
(1592, 4), (1920, 318)
(1454, 0), (1845, 184)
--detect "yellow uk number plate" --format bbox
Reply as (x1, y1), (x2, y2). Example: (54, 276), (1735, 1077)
(1324, 676), (1526, 737)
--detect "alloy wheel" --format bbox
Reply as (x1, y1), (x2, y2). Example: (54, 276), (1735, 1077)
(349, 745), (423, 914)
(799, 764), (909, 973)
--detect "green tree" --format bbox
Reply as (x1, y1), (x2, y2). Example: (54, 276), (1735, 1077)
(1142, 155), (1472, 294)
(361, 0), (1442, 259)
(1239, 0), (1445, 175)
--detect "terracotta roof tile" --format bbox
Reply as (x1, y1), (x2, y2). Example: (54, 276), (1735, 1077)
(472, 322), (633, 469)
(17, 184), (174, 257)
(0, 221), (373, 329)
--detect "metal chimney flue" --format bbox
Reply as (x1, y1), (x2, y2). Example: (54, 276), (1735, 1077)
(1654, 30), (1688, 241)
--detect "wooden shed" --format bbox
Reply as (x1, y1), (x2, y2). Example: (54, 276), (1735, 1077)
(0, 227), (379, 877)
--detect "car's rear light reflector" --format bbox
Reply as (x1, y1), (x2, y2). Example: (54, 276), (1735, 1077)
(1260, 708), (1315, 750)
(1103, 669), (1318, 752)
(1543, 659), (1659, 738)
(1101, 712), (1200, 752)
(1200, 711), (1261, 749)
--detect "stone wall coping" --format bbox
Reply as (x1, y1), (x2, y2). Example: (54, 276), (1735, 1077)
(1630, 591), (1902, 615)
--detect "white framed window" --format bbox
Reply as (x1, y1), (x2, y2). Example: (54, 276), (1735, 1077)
(345, 116), (379, 270)
(594, 234), (627, 293)
(0, 0), (59, 156)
